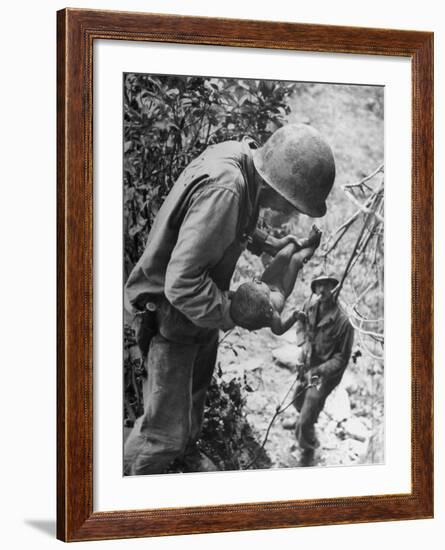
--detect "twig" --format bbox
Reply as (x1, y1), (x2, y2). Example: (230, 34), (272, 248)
(357, 329), (384, 362)
(334, 205), (375, 300)
(341, 187), (384, 224)
(347, 226), (375, 273)
(351, 312), (384, 325)
(218, 329), (235, 346)
(344, 163), (384, 189)
(321, 210), (361, 256)
(322, 175), (383, 260)
(348, 316), (384, 342)
(352, 280), (377, 310)
(350, 302), (384, 324)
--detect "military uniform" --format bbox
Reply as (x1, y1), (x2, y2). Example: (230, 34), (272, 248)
(124, 138), (268, 475)
(294, 299), (354, 451)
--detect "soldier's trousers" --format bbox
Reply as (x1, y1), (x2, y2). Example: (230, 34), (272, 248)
(124, 329), (219, 475)
(293, 374), (342, 450)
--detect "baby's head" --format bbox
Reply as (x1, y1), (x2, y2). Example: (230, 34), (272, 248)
(230, 281), (274, 330)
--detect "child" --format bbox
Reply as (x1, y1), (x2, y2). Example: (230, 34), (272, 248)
(230, 225), (322, 334)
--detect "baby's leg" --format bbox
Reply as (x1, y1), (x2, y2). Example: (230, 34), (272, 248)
(261, 242), (297, 292)
(280, 252), (305, 298)
(300, 224), (322, 250)
(261, 226), (322, 297)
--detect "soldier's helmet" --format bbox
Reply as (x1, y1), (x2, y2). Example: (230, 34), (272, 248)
(253, 124), (336, 218)
(310, 274), (339, 294)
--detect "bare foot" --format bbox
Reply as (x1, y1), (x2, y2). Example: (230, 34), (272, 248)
(301, 224), (322, 250)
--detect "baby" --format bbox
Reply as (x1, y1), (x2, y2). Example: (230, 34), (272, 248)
(230, 225), (322, 335)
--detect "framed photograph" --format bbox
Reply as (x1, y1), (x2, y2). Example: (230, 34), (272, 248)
(57, 8), (433, 542)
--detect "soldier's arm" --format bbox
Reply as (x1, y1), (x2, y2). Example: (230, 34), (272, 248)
(312, 322), (355, 378)
(164, 185), (240, 331)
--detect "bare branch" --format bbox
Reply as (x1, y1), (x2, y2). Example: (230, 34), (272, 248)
(352, 280), (377, 309)
(348, 315), (384, 341)
(357, 330), (384, 362)
(340, 187), (384, 224)
(344, 163), (384, 189)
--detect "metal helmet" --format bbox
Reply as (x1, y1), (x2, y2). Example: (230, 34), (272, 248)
(310, 274), (339, 294)
(253, 124), (336, 217)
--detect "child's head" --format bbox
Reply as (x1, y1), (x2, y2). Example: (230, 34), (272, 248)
(230, 281), (274, 330)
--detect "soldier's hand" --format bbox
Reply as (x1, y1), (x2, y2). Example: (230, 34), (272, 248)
(294, 310), (307, 324)
(307, 371), (322, 390)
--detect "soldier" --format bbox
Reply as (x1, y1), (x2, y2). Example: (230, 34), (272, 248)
(123, 123), (336, 475)
(290, 275), (355, 465)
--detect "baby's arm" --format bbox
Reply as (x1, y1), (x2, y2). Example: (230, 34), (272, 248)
(270, 310), (299, 335)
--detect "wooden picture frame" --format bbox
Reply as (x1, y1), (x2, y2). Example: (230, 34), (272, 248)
(57, 8), (433, 542)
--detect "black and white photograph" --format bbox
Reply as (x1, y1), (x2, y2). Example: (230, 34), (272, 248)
(122, 73), (384, 476)
(1, 0), (439, 546)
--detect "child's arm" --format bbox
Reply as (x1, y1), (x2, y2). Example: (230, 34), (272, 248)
(270, 310), (300, 335)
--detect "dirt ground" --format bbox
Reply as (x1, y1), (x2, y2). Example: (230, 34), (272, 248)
(218, 325), (383, 470)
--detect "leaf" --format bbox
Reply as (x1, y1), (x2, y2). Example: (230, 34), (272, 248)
(238, 94), (252, 106)
(166, 88), (180, 98)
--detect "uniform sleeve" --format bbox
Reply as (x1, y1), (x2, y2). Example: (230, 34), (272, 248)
(164, 185), (240, 330)
(312, 321), (354, 378)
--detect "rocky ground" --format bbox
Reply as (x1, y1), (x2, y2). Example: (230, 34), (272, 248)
(218, 325), (384, 470)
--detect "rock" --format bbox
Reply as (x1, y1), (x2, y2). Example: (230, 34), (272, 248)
(245, 392), (269, 411)
(341, 370), (360, 393)
(362, 422), (384, 464)
(324, 386), (351, 422)
(278, 329), (296, 344)
(346, 437), (369, 462)
(243, 358), (265, 371)
(327, 420), (338, 433)
(245, 368), (264, 392)
(281, 417), (297, 430)
(358, 416), (373, 430)
(272, 344), (298, 370)
(321, 438), (339, 451)
(347, 438), (368, 454)
(223, 357), (264, 376)
(341, 417), (370, 442)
